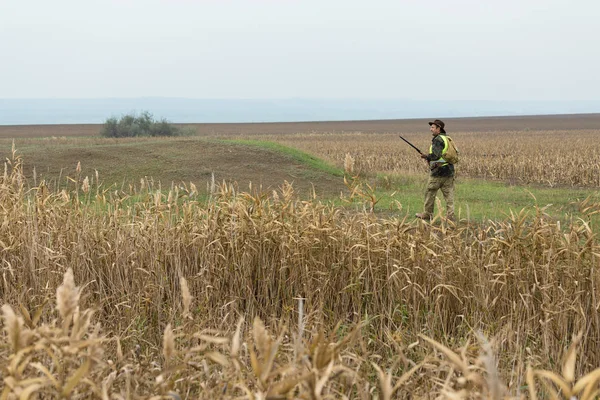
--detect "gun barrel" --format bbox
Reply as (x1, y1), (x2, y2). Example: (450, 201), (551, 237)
(399, 135), (423, 155)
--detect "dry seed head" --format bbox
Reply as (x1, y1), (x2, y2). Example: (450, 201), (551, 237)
(231, 317), (244, 357)
(163, 323), (175, 361)
(210, 172), (216, 194)
(76, 161), (81, 173)
(56, 268), (81, 322)
(476, 333), (506, 398)
(344, 153), (355, 174)
(180, 276), (192, 318)
(372, 362), (393, 400)
(2, 304), (28, 352)
(562, 332), (582, 384)
(253, 317), (272, 356)
(82, 176), (90, 193)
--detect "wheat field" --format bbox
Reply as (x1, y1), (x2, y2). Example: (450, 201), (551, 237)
(253, 129), (600, 187)
(2, 139), (600, 398)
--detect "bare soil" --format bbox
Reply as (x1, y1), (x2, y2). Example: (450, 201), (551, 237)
(5, 138), (347, 198)
(1, 113), (599, 138)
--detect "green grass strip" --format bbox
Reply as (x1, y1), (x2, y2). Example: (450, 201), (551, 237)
(216, 139), (345, 177)
(351, 173), (600, 225)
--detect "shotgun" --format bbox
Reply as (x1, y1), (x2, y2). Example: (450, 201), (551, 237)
(399, 135), (424, 156)
(399, 135), (438, 170)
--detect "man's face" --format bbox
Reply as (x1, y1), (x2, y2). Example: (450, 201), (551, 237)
(430, 124), (441, 136)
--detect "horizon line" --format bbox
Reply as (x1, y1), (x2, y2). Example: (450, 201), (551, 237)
(2, 112), (600, 128)
(1, 97), (600, 102)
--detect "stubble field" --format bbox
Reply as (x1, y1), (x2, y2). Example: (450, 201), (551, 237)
(1, 114), (600, 398)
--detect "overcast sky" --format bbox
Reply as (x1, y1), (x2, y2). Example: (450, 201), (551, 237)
(1, 0), (599, 101)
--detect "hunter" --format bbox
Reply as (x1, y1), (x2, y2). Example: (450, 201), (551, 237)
(415, 119), (455, 221)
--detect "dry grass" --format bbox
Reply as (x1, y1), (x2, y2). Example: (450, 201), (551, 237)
(5, 127), (600, 191)
(3, 269), (600, 398)
(2, 150), (600, 397)
(255, 129), (600, 187)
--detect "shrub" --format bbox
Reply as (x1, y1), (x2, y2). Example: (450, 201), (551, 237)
(101, 111), (180, 137)
(149, 118), (179, 137)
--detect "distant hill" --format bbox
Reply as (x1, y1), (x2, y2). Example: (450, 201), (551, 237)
(1, 98), (599, 125)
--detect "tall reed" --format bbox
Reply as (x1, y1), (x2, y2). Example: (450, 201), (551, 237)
(1, 152), (599, 387)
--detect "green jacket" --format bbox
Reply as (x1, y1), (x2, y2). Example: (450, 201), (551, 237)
(425, 134), (455, 177)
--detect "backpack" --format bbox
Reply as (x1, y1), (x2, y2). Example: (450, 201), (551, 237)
(442, 135), (459, 164)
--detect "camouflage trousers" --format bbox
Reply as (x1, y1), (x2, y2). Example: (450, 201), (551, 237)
(423, 176), (455, 220)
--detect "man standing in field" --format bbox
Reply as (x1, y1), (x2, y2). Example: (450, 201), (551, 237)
(415, 119), (455, 221)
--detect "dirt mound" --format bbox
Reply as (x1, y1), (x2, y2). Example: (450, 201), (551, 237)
(12, 138), (347, 198)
